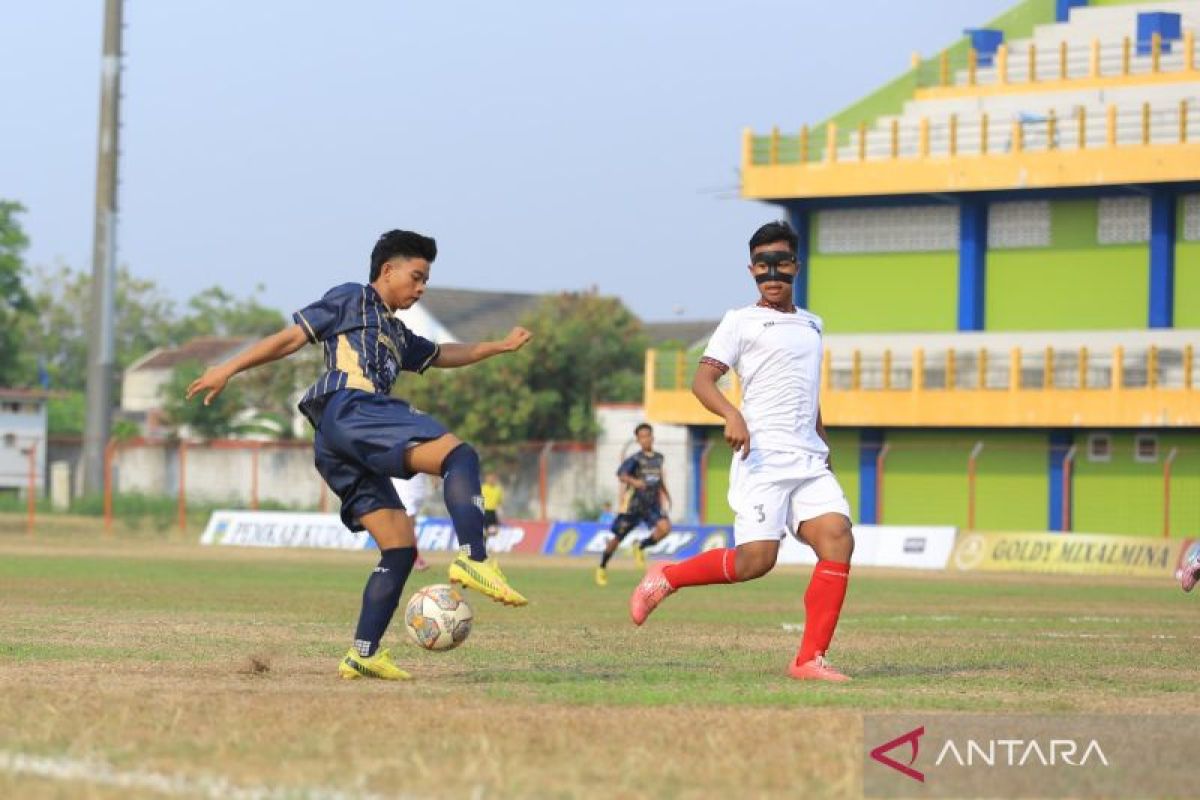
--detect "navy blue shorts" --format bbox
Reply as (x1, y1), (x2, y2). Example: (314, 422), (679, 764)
(610, 506), (666, 539)
(312, 390), (448, 531)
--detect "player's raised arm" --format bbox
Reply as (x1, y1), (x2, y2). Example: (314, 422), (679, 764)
(692, 362), (750, 458)
(433, 326), (532, 368)
(186, 324), (309, 406)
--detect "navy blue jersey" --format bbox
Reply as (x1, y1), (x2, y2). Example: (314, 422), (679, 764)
(294, 282), (439, 425)
(617, 450), (665, 513)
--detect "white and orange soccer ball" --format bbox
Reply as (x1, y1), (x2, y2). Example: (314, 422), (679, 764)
(404, 584), (474, 651)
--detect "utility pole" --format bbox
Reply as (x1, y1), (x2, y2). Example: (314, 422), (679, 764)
(82, 0), (124, 494)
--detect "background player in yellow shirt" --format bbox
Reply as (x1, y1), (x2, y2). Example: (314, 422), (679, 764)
(482, 472), (504, 537)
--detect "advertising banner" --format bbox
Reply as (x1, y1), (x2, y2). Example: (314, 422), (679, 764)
(200, 510), (368, 550)
(201, 511), (550, 554)
(952, 531), (1182, 577)
(413, 518), (549, 554)
(777, 525), (956, 570)
(542, 522), (734, 559)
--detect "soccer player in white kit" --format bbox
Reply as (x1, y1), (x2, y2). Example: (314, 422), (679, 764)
(629, 221), (855, 681)
(393, 474), (432, 571)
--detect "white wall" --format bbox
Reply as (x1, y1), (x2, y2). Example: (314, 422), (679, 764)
(0, 400), (47, 493)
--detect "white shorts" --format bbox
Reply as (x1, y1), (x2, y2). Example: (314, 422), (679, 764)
(727, 449), (852, 546)
(392, 473), (432, 516)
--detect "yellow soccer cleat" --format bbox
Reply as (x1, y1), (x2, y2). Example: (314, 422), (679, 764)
(449, 552), (529, 607)
(338, 648), (412, 681)
(633, 543), (646, 569)
(595, 566), (608, 587)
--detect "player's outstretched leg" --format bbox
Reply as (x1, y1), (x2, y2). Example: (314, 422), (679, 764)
(630, 547), (738, 625)
(339, 529), (417, 680)
(1181, 551), (1200, 592)
(424, 440), (527, 606)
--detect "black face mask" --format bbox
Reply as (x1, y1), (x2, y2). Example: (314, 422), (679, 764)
(752, 251), (799, 284)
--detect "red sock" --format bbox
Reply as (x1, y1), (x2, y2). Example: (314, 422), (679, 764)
(662, 548), (737, 588)
(795, 560), (851, 665)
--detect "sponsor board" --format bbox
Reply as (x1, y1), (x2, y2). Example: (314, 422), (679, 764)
(200, 511), (549, 554)
(864, 714), (1190, 798)
(201, 510), (368, 550)
(542, 522), (734, 559)
(413, 518), (549, 554)
(777, 525), (956, 570)
(952, 531), (1182, 577)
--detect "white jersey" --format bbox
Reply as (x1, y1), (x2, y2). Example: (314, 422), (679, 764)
(701, 304), (828, 457)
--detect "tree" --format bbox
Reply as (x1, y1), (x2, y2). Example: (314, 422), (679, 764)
(0, 201), (35, 386)
(170, 285), (286, 341)
(158, 360), (247, 440)
(404, 291), (646, 444)
(18, 263), (176, 393)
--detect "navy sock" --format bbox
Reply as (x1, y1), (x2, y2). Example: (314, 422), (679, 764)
(353, 547), (416, 657)
(638, 536), (656, 550)
(441, 443), (488, 561)
(600, 547), (616, 568)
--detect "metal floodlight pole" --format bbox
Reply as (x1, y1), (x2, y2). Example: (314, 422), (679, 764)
(82, 0), (124, 494)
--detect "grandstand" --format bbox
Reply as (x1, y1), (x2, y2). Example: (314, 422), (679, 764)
(646, 0), (1200, 537)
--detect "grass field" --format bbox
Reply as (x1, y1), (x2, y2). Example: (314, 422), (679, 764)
(1, 514), (1197, 798)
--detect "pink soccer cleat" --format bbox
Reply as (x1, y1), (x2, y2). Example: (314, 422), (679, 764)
(1180, 553), (1200, 593)
(414, 555), (430, 572)
(788, 653), (851, 682)
(629, 562), (675, 626)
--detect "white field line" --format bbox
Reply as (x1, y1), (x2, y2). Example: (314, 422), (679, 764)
(0, 750), (414, 800)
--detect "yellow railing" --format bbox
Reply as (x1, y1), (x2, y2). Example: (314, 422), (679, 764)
(645, 345), (1199, 428)
(749, 100), (1198, 166)
(917, 31), (1197, 95)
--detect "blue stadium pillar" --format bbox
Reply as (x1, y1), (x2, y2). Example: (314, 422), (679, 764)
(1149, 189), (1177, 328)
(957, 200), (987, 331)
(784, 205), (810, 310)
(859, 429), (884, 524)
(1047, 432), (1073, 532)
(689, 427), (708, 525)
(1056, 0), (1088, 24)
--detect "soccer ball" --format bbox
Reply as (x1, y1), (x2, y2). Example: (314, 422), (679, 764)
(404, 584), (473, 651)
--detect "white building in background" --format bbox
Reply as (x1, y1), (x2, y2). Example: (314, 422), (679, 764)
(122, 336), (254, 436)
(0, 388), (48, 496)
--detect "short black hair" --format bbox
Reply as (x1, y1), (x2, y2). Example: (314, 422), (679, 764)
(748, 220), (798, 254)
(635, 423), (653, 436)
(370, 230), (437, 281)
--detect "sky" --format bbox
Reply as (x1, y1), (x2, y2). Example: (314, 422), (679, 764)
(2, 0), (1013, 324)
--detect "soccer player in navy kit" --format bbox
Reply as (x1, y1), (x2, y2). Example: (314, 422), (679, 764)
(629, 221), (856, 682)
(187, 230), (530, 681)
(595, 423), (672, 586)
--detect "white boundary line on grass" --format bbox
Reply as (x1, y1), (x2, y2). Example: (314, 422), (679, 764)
(0, 750), (413, 800)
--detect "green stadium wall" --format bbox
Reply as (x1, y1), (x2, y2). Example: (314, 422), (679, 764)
(880, 431), (1048, 530)
(1175, 202), (1200, 326)
(810, 251), (958, 332)
(1072, 432), (1200, 537)
(986, 200), (1148, 330)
